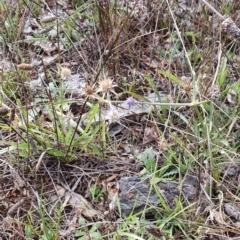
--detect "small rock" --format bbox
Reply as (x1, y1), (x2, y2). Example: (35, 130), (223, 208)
(119, 174), (198, 216)
(119, 176), (158, 216)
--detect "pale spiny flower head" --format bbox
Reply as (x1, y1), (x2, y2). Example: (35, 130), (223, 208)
(84, 84), (96, 98)
(97, 76), (117, 99)
(57, 63), (71, 80)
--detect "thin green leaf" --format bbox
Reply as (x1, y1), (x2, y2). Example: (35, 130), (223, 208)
(158, 70), (182, 85)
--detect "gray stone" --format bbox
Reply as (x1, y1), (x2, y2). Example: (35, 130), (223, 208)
(119, 176), (158, 216)
(119, 174), (198, 216)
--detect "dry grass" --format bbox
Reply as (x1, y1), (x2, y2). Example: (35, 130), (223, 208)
(0, 0), (239, 239)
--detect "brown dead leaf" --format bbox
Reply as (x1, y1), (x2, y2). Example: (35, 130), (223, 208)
(56, 185), (99, 218)
(142, 56), (161, 68)
(10, 168), (25, 188)
(56, 185), (66, 197)
(42, 55), (59, 65)
(13, 181), (22, 192)
(23, 17), (42, 34)
(59, 215), (78, 237)
(67, 192), (98, 218)
(33, 41), (64, 56)
(143, 125), (159, 144)
(104, 181), (119, 215)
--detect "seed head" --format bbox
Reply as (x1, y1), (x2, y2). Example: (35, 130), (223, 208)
(17, 63), (34, 71)
(40, 15), (57, 23)
(57, 64), (71, 79)
(84, 84), (96, 97)
(97, 77), (116, 93)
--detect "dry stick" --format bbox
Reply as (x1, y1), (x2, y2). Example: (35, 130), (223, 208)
(212, 42), (222, 87)
(200, 0), (224, 19)
(200, 0), (240, 42)
(7, 198), (28, 217)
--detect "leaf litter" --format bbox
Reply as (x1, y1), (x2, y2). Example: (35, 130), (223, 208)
(0, 0), (240, 239)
